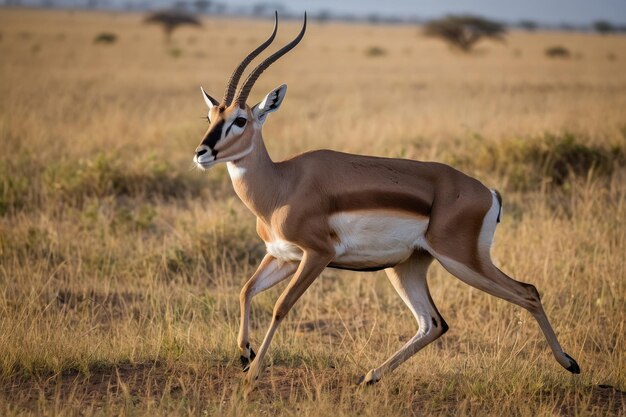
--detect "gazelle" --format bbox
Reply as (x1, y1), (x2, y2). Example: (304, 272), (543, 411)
(193, 12), (580, 389)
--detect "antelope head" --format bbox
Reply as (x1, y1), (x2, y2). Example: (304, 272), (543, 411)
(194, 12), (306, 170)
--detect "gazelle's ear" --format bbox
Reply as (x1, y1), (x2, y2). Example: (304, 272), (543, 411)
(200, 86), (219, 109)
(252, 84), (287, 125)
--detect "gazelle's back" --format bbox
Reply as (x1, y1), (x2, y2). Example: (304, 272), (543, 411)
(280, 149), (492, 219)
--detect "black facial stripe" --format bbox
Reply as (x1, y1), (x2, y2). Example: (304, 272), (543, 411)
(202, 119), (224, 149)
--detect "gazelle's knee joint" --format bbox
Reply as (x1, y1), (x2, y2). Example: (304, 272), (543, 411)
(240, 282), (255, 301)
(522, 283), (541, 300)
(430, 316), (449, 335)
(424, 316), (449, 337)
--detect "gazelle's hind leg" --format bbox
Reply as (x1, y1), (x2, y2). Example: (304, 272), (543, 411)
(358, 250), (448, 385)
(428, 191), (580, 374)
(434, 255), (580, 373)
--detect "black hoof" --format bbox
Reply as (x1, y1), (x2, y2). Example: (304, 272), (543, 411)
(563, 353), (581, 374)
(240, 348), (256, 372)
(355, 374), (378, 386)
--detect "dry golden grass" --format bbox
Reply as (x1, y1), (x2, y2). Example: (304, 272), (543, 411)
(0, 8), (625, 416)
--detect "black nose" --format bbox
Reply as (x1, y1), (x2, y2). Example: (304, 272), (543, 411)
(196, 148), (208, 157)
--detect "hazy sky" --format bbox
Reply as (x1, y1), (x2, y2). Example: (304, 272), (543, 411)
(4, 0), (625, 25)
(228, 0), (626, 25)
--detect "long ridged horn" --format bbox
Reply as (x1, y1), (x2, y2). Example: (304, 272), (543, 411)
(222, 11), (278, 106)
(235, 12), (307, 107)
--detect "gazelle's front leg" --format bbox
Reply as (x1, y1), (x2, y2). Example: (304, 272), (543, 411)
(238, 255), (298, 371)
(244, 249), (333, 393)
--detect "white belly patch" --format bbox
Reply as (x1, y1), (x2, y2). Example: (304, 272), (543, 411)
(330, 212), (429, 267)
(265, 211), (430, 268)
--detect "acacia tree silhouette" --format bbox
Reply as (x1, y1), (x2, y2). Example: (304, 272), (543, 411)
(424, 15), (507, 52)
(144, 10), (202, 43)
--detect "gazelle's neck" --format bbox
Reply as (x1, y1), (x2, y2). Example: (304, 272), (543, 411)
(226, 131), (285, 222)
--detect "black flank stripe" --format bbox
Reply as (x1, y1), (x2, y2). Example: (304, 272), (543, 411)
(327, 263), (394, 272)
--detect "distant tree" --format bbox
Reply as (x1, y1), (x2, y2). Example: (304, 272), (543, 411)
(94, 32), (117, 44)
(423, 15), (507, 52)
(519, 19), (538, 31)
(315, 10), (332, 24)
(558, 23), (577, 32)
(364, 46), (387, 57)
(366, 14), (381, 24)
(194, 0), (212, 13)
(545, 45), (570, 59)
(593, 20), (615, 34)
(144, 10), (202, 43)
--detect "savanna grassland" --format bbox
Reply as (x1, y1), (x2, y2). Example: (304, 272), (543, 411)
(0, 8), (625, 416)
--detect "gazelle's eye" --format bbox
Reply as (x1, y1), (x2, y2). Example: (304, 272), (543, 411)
(234, 117), (247, 128)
